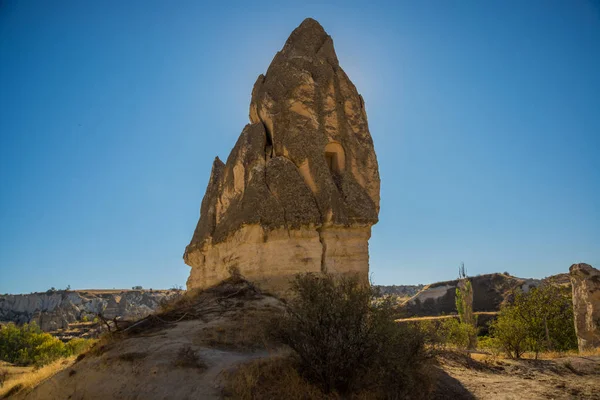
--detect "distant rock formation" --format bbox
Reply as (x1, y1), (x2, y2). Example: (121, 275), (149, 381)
(373, 284), (424, 298)
(0, 290), (179, 332)
(184, 18), (380, 293)
(570, 263), (600, 351)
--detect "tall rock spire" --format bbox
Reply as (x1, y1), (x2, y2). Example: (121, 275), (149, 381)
(185, 18), (380, 293)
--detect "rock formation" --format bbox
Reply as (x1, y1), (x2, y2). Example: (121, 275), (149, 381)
(570, 263), (600, 351)
(0, 290), (180, 332)
(184, 18), (380, 293)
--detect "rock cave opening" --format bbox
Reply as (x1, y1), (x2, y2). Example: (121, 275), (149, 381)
(324, 142), (345, 174)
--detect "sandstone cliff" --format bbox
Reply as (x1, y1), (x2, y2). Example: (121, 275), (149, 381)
(570, 263), (600, 351)
(0, 290), (179, 332)
(184, 18), (380, 293)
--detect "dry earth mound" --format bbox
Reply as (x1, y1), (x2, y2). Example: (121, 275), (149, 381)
(12, 278), (283, 400)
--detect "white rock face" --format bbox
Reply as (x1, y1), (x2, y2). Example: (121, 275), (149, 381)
(570, 263), (600, 351)
(0, 290), (180, 331)
(186, 225), (371, 294)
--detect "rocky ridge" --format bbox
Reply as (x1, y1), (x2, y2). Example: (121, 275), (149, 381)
(0, 290), (180, 332)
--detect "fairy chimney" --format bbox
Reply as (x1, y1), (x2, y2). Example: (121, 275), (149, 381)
(184, 18), (380, 293)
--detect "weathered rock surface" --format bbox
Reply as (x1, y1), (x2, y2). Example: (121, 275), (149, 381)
(570, 263), (600, 351)
(184, 18), (380, 293)
(0, 290), (180, 332)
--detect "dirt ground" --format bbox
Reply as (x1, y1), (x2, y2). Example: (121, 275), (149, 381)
(434, 351), (600, 400)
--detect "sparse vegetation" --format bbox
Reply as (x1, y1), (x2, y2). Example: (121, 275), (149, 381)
(174, 346), (205, 369)
(118, 352), (148, 362)
(272, 273), (430, 398)
(223, 356), (328, 400)
(198, 305), (280, 351)
(0, 358), (74, 398)
(0, 322), (93, 367)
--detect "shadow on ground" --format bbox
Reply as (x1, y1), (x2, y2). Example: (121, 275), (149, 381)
(431, 366), (477, 400)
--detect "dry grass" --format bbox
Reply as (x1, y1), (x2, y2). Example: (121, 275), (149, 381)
(222, 356), (331, 400)
(173, 346), (206, 370)
(117, 352), (148, 362)
(122, 276), (269, 337)
(196, 305), (282, 351)
(396, 311), (498, 323)
(473, 347), (600, 361)
(0, 357), (74, 398)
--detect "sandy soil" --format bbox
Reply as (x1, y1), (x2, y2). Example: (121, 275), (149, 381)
(16, 319), (269, 400)
(436, 351), (600, 400)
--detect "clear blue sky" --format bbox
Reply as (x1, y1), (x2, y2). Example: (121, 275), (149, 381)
(1, 1), (599, 293)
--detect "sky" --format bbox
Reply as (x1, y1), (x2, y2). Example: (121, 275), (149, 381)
(1, 0), (599, 293)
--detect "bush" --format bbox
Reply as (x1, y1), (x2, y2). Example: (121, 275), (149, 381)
(441, 318), (478, 351)
(477, 336), (502, 357)
(414, 318), (477, 351)
(274, 273), (429, 398)
(0, 322), (92, 367)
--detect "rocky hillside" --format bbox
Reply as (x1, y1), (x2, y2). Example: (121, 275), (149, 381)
(399, 273), (572, 317)
(0, 289), (181, 332)
(373, 284), (424, 298)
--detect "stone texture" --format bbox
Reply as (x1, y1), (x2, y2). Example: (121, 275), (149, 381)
(569, 263), (600, 351)
(184, 18), (380, 293)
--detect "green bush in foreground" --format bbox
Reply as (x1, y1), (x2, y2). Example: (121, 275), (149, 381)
(275, 273), (429, 398)
(0, 322), (93, 367)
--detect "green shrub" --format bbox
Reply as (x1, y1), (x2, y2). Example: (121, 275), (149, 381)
(440, 318), (478, 350)
(0, 322), (92, 367)
(489, 284), (577, 359)
(414, 318), (477, 351)
(65, 338), (93, 356)
(477, 336), (502, 356)
(274, 273), (429, 398)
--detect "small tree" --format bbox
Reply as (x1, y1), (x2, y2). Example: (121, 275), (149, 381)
(489, 305), (529, 358)
(490, 284), (577, 359)
(455, 263), (477, 349)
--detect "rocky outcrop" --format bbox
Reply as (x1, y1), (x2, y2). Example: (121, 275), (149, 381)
(570, 263), (600, 351)
(184, 19), (380, 293)
(374, 284), (425, 298)
(0, 290), (180, 332)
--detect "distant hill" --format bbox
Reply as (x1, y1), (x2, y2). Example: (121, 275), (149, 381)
(0, 289), (180, 333)
(399, 272), (570, 318)
(373, 284), (424, 298)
